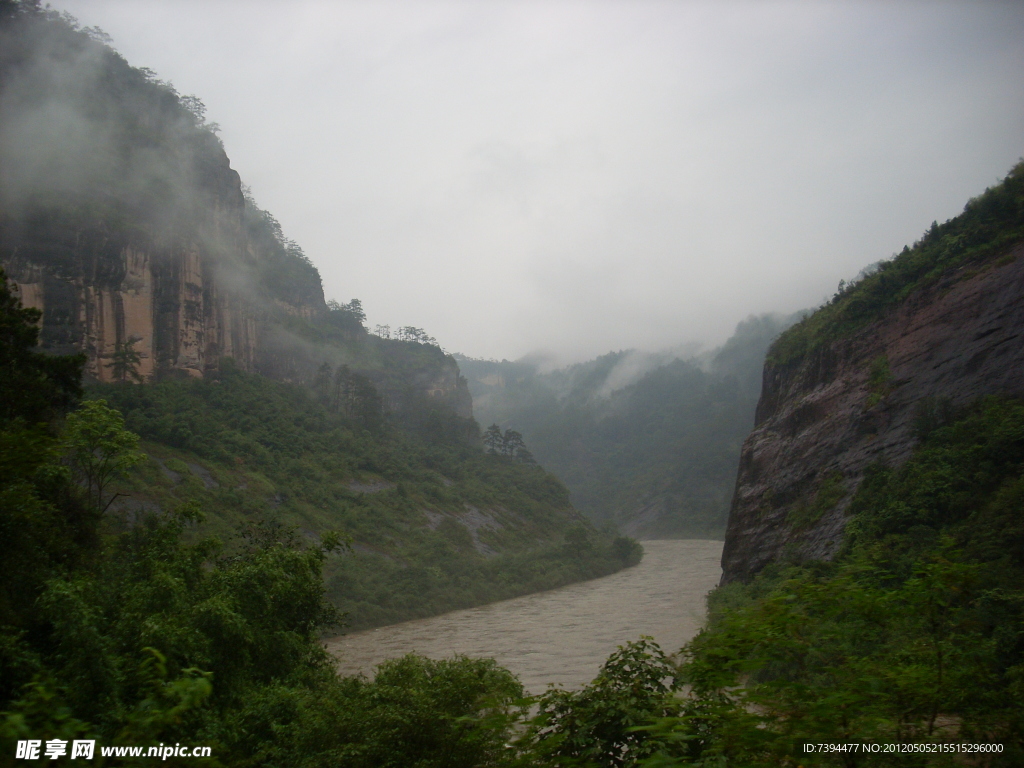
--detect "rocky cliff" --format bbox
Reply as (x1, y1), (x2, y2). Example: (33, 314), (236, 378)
(721, 163), (1024, 583)
(0, 4), (472, 420)
(0, 6), (320, 382)
(2, 171), (284, 383)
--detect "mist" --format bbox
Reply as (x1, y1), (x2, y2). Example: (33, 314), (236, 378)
(45, 0), (1024, 363)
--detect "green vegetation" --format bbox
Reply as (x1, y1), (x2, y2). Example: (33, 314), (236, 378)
(0, 264), (637, 765)
(61, 400), (143, 512)
(11, 247), (1019, 764)
(93, 362), (638, 630)
(1, 0), (640, 637)
(9, 2), (1022, 765)
(488, 398), (1024, 766)
(517, 638), (680, 766)
(106, 338), (144, 385)
(771, 160), (1024, 366)
(786, 470), (845, 531)
(461, 314), (799, 538)
(865, 354), (894, 409)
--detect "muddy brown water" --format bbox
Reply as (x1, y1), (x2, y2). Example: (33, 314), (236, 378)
(326, 539), (723, 694)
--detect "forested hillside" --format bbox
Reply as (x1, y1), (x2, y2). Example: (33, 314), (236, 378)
(614, 161), (1024, 764)
(460, 314), (799, 538)
(0, 2), (644, 763)
(0, 0), (638, 636)
(1, 261), (556, 765)
(505, 397), (1024, 766)
(722, 159), (1024, 582)
(473, 161), (1024, 767)
(95, 365), (638, 630)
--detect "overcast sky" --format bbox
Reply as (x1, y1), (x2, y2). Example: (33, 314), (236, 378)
(54, 0), (1024, 362)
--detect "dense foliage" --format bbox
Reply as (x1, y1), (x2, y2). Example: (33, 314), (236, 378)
(0, 268), (82, 425)
(486, 399), (1024, 767)
(771, 159), (1024, 365)
(92, 363), (638, 630)
(461, 314), (798, 537)
(0, 263), (604, 766)
(517, 638), (680, 767)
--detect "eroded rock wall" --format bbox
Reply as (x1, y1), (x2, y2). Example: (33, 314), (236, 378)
(5, 226), (269, 382)
(721, 242), (1024, 583)
(1, 140), (315, 382)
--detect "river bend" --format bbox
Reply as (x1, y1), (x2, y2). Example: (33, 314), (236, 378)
(327, 539), (723, 694)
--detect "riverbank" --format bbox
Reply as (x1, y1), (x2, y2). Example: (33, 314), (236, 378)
(326, 539), (723, 693)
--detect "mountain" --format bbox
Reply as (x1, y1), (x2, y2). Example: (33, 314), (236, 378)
(458, 313), (800, 539)
(0, 2), (638, 631)
(721, 159), (1024, 583)
(0, 1), (474, 419)
(626, 162), (1024, 756)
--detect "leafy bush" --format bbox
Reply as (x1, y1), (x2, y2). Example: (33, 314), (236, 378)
(519, 638), (679, 768)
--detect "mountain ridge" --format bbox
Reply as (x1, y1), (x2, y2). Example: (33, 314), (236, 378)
(721, 161), (1024, 583)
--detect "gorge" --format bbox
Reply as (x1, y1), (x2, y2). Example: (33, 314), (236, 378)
(722, 164), (1024, 583)
(3, 0), (1024, 763)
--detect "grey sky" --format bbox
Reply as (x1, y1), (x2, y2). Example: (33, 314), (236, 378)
(53, 0), (1024, 362)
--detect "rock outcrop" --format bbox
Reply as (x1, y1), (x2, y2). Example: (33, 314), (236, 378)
(0, 7), (317, 383)
(721, 241), (1024, 583)
(0, 5), (473, 422)
(2, 188), (312, 383)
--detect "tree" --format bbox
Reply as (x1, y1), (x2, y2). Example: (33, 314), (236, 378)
(348, 373), (384, 432)
(331, 364), (351, 413)
(325, 299), (366, 334)
(515, 447), (536, 465)
(61, 399), (143, 511)
(519, 638), (678, 767)
(343, 299), (365, 325)
(563, 524), (593, 558)
(106, 336), (144, 384)
(396, 326), (437, 345)
(483, 424), (503, 454)
(501, 429), (525, 458)
(483, 426), (534, 462)
(313, 361), (332, 404)
(0, 268), (84, 423)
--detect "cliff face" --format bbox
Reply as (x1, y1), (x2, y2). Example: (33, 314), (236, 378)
(0, 8), (324, 383)
(0, 6), (473, 425)
(721, 241), (1024, 583)
(2, 163), (280, 382)
(1, 189), (324, 383)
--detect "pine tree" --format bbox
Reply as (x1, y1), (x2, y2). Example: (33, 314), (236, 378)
(106, 337), (144, 383)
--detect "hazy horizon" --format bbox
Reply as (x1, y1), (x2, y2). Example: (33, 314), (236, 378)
(52, 0), (1024, 365)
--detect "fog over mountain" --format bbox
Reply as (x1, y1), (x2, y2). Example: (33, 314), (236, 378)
(53, 0), (1024, 363)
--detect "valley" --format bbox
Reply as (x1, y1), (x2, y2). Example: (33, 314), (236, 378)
(328, 539), (723, 694)
(2, 1), (1023, 765)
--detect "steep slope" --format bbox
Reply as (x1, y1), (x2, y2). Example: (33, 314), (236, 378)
(93, 364), (637, 630)
(0, 2), (471, 421)
(460, 314), (797, 538)
(721, 160), (1024, 583)
(0, 5), (306, 379)
(0, 3), (636, 630)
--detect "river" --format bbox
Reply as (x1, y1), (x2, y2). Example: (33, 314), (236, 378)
(326, 539), (723, 694)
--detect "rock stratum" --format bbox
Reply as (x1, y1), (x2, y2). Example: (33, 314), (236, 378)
(722, 163), (1024, 583)
(0, 8), (471, 418)
(4, 167), (274, 383)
